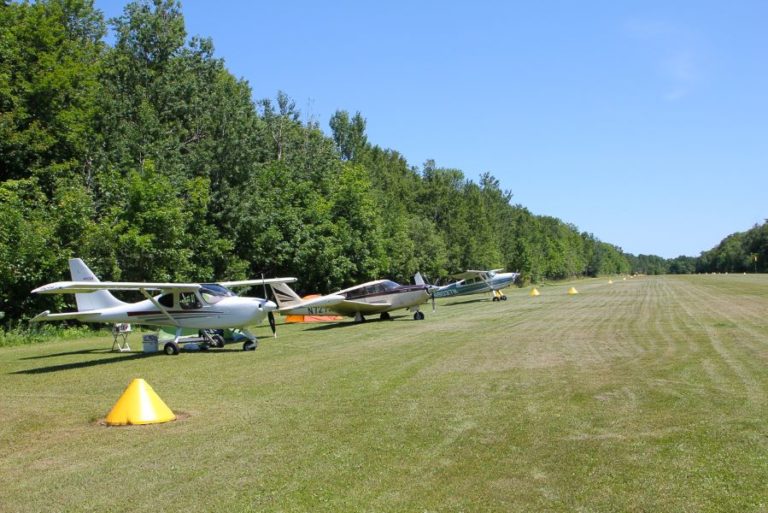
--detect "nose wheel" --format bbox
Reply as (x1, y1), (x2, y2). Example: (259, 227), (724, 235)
(413, 311), (425, 320)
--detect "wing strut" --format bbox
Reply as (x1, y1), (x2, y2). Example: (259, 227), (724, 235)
(139, 288), (179, 326)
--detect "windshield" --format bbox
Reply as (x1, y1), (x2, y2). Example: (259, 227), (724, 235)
(345, 280), (400, 300)
(200, 283), (236, 305)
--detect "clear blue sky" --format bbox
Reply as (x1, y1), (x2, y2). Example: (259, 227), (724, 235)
(95, 0), (767, 258)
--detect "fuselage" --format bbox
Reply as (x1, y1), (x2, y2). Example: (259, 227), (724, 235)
(76, 284), (276, 329)
(325, 280), (432, 317)
(87, 297), (274, 329)
(433, 271), (518, 298)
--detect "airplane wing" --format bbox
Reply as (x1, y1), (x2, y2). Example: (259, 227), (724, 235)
(219, 277), (298, 288)
(33, 277), (298, 294)
(32, 281), (202, 294)
(331, 300), (393, 316)
(450, 271), (477, 281)
(451, 269), (505, 281)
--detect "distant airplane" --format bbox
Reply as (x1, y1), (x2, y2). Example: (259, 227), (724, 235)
(31, 258), (297, 354)
(270, 277), (433, 322)
(428, 269), (519, 301)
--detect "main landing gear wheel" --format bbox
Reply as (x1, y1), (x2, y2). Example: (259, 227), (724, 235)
(354, 312), (366, 323)
(163, 342), (180, 355)
(242, 340), (257, 351)
(492, 296), (500, 302)
(501, 295), (507, 301)
(413, 311), (425, 320)
(380, 312), (392, 321)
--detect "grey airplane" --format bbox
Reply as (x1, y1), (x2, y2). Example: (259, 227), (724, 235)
(429, 269), (519, 301)
(270, 277), (433, 322)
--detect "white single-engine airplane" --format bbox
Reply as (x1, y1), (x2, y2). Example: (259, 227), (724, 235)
(31, 258), (301, 354)
(270, 277), (434, 323)
(428, 269), (519, 301)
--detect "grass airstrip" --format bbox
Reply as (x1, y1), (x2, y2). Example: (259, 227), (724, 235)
(1, 275), (768, 512)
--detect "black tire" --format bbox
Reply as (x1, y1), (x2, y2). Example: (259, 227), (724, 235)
(380, 312), (391, 321)
(243, 340), (257, 351)
(163, 342), (180, 356)
(501, 295), (507, 301)
(212, 334), (225, 348)
(414, 311), (425, 320)
(492, 296), (500, 302)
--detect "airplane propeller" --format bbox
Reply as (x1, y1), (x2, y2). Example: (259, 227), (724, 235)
(419, 273), (438, 312)
(262, 274), (278, 338)
(268, 310), (276, 337)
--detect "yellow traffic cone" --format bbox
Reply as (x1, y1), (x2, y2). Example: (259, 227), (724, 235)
(105, 378), (176, 426)
(529, 288), (540, 297)
(567, 287), (579, 295)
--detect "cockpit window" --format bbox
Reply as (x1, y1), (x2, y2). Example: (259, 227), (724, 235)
(179, 292), (202, 310)
(200, 283), (235, 305)
(158, 293), (174, 307)
(201, 284), (236, 296)
(346, 281), (399, 299)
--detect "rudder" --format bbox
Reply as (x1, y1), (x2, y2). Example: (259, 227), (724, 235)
(269, 281), (303, 308)
(69, 258), (125, 311)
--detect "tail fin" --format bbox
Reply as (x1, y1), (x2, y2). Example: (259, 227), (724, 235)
(269, 281), (303, 308)
(414, 272), (425, 286)
(69, 258), (125, 311)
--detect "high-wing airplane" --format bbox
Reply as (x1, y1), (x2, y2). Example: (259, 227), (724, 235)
(31, 258), (297, 354)
(270, 277), (434, 323)
(429, 269), (519, 301)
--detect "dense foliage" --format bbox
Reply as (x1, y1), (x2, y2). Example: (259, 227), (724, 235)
(2, 0), (665, 326)
(696, 221), (768, 274)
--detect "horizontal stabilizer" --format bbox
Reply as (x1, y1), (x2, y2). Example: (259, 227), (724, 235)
(278, 293), (345, 312)
(31, 310), (101, 322)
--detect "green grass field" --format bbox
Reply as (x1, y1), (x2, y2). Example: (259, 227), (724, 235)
(2, 275), (768, 512)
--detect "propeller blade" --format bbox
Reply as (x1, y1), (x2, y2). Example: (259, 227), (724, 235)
(268, 311), (277, 338)
(261, 272), (277, 338)
(423, 274), (436, 312)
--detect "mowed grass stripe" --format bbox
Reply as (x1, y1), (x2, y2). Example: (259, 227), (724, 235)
(2, 275), (768, 512)
(667, 276), (768, 408)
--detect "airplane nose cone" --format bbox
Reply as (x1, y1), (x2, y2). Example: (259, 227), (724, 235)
(262, 299), (277, 312)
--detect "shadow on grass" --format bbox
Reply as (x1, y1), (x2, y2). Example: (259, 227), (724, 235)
(21, 347), (116, 360)
(440, 298), (494, 306)
(12, 346), (252, 374)
(12, 352), (154, 374)
(302, 315), (419, 331)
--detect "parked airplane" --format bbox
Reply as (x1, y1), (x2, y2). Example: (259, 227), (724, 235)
(428, 269), (519, 301)
(270, 277), (434, 322)
(31, 258), (299, 354)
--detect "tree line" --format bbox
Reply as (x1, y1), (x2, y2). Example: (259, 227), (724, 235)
(4, 0), (715, 326)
